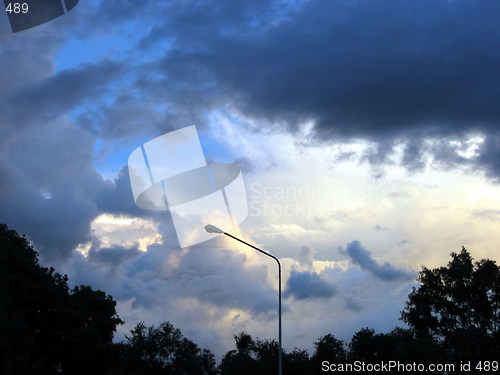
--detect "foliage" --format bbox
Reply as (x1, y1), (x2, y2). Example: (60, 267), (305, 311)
(253, 338), (280, 375)
(219, 332), (312, 375)
(117, 321), (217, 375)
(284, 348), (311, 375)
(2, 224), (498, 374)
(219, 332), (257, 375)
(349, 327), (444, 367)
(401, 246), (500, 360)
(0, 224), (123, 374)
(310, 333), (346, 374)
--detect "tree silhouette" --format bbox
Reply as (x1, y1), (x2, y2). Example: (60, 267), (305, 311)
(4, 222), (498, 373)
(401, 246), (500, 361)
(61, 285), (124, 374)
(283, 348), (311, 375)
(0, 224), (123, 374)
(253, 338), (280, 375)
(234, 331), (255, 355)
(219, 331), (257, 375)
(348, 327), (444, 374)
(348, 328), (377, 362)
(310, 334), (346, 374)
(219, 333), (311, 375)
(120, 321), (217, 375)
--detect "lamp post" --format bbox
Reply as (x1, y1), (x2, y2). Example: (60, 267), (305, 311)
(204, 224), (282, 375)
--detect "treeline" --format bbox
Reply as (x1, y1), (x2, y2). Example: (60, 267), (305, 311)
(1, 223), (499, 374)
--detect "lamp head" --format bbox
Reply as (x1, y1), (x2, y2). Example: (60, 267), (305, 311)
(204, 224), (224, 234)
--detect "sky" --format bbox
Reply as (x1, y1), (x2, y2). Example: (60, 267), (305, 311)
(1, 0), (500, 360)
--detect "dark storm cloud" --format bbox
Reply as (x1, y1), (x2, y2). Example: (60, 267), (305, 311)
(89, 244), (142, 267)
(0, 187), (96, 263)
(136, 0), (279, 49)
(0, 121), (103, 262)
(95, 167), (147, 218)
(0, 158), (161, 263)
(148, 0), (500, 133)
(134, 0), (500, 178)
(341, 241), (413, 282)
(0, 26), (96, 262)
(3, 0), (500, 266)
(9, 60), (123, 125)
(57, 0), (288, 133)
(475, 134), (500, 181)
(284, 270), (337, 300)
(0, 30), (63, 101)
(0, 20), (142, 263)
(0, 31), (63, 138)
(76, 92), (167, 139)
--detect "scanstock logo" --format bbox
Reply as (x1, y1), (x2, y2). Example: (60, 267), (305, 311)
(128, 126), (248, 248)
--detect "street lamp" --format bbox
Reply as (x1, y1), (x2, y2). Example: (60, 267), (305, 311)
(204, 224), (283, 375)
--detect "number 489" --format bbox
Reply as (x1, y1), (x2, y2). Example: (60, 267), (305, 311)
(6, 3), (29, 14)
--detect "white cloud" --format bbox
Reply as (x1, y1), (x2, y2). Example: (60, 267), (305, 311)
(52, 113), (500, 360)
(77, 214), (162, 256)
(3, 0), (500, 363)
